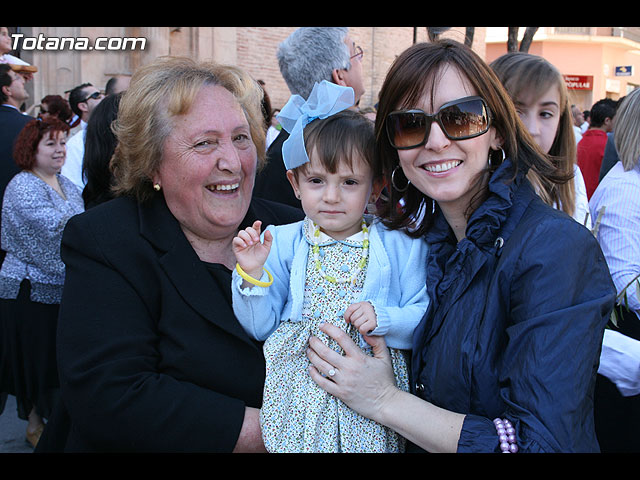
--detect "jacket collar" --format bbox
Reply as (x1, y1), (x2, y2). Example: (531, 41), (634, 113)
(420, 158), (534, 340)
(138, 193), (182, 252)
(1, 103), (21, 111)
(138, 193), (260, 349)
(138, 192), (266, 250)
(425, 158), (529, 249)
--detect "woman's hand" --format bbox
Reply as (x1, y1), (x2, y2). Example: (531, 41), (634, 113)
(232, 407), (267, 453)
(306, 321), (400, 424)
(307, 322), (465, 452)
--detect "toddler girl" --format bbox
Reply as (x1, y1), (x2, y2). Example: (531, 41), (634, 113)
(231, 81), (429, 453)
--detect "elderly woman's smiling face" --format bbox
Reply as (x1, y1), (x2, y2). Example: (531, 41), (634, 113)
(155, 84), (258, 243)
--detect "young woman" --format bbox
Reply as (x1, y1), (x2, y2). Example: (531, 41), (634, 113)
(306, 40), (616, 453)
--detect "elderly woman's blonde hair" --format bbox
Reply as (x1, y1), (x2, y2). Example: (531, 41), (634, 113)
(614, 88), (640, 171)
(110, 56), (267, 202)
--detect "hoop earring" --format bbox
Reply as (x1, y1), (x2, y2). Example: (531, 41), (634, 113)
(391, 166), (410, 192)
(488, 147), (505, 167)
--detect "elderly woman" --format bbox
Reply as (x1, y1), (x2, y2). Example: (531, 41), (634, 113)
(0, 117), (84, 448)
(307, 40), (616, 453)
(37, 57), (302, 452)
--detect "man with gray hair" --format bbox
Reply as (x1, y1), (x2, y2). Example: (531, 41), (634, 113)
(253, 27), (365, 208)
(277, 27), (365, 105)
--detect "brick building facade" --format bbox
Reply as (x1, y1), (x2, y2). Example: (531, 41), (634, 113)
(16, 26), (485, 112)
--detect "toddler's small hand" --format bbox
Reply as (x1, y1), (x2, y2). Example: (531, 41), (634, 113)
(344, 301), (378, 336)
(232, 220), (273, 280)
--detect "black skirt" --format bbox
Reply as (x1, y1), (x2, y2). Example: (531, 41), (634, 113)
(0, 279), (60, 420)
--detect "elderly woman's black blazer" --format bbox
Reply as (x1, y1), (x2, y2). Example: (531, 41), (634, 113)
(39, 193), (302, 452)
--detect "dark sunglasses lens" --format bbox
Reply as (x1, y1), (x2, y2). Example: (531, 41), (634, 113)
(439, 99), (489, 139)
(387, 112), (430, 148)
(84, 92), (100, 102)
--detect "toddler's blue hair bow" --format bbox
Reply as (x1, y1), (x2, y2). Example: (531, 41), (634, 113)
(276, 80), (355, 170)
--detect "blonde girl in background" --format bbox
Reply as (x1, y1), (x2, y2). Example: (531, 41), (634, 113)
(490, 52), (591, 229)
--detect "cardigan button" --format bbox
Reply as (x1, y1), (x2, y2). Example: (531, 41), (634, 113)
(415, 383), (425, 393)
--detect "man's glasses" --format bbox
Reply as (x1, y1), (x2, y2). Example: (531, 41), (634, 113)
(81, 91), (103, 102)
(386, 96), (491, 150)
(350, 46), (363, 61)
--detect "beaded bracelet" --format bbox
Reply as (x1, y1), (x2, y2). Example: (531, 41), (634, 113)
(235, 263), (274, 287)
(493, 418), (518, 453)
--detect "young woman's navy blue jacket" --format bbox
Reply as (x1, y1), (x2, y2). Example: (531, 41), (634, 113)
(410, 158), (616, 453)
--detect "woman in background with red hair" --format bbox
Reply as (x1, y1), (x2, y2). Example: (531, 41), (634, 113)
(0, 117), (84, 448)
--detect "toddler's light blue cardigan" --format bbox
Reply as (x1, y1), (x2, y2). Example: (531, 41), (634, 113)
(232, 216), (430, 350)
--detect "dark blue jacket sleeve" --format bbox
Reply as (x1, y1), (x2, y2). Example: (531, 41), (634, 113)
(459, 218), (615, 453)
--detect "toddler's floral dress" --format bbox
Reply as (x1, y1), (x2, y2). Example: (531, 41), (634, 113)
(259, 218), (409, 452)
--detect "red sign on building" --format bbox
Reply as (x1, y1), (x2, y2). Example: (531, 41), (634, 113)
(563, 75), (593, 90)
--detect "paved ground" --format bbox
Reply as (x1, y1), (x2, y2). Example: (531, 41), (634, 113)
(0, 394), (35, 453)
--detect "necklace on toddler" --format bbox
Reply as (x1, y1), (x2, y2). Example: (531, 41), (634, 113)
(310, 218), (369, 286)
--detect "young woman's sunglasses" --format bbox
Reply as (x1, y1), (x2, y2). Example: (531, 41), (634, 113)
(386, 96), (492, 149)
(81, 91), (103, 103)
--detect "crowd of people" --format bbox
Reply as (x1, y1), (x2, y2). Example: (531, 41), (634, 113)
(0, 33), (128, 447)
(0, 26), (638, 453)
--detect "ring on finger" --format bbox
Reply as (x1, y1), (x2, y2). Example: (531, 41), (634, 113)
(328, 368), (336, 377)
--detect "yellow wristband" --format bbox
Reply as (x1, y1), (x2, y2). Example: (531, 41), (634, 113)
(235, 263), (274, 287)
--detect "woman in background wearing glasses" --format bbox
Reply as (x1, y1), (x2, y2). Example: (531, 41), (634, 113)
(306, 40), (616, 453)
